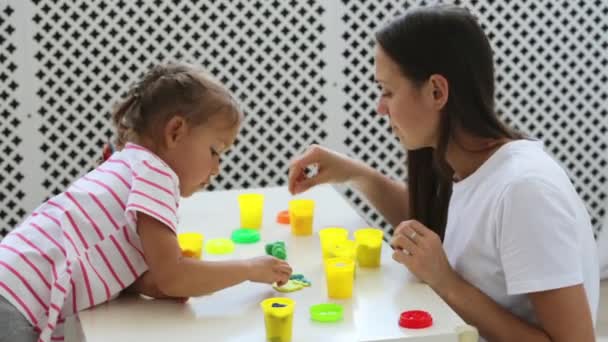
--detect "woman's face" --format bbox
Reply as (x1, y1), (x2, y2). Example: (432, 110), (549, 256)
(374, 45), (442, 150)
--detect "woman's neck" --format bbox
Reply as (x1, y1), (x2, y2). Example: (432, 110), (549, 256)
(445, 134), (512, 181)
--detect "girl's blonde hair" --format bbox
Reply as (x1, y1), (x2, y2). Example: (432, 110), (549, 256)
(111, 62), (241, 149)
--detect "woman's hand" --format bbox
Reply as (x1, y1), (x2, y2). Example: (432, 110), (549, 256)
(288, 145), (364, 194)
(390, 220), (457, 292)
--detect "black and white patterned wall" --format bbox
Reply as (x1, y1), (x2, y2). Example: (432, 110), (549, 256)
(1, 0), (607, 239)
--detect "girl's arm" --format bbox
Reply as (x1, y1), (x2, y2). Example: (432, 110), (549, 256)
(136, 213), (292, 298)
(126, 271), (171, 299)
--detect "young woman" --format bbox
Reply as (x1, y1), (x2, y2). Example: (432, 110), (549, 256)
(289, 5), (598, 341)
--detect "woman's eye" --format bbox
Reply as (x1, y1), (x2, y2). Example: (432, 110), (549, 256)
(378, 87), (392, 97)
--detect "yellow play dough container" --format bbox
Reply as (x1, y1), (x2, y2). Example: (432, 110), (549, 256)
(289, 199), (315, 236)
(238, 193), (264, 229)
(177, 232), (204, 259)
(319, 227), (348, 259)
(327, 239), (357, 278)
(329, 239), (356, 260)
(354, 228), (383, 267)
(325, 257), (355, 299)
(260, 297), (295, 342)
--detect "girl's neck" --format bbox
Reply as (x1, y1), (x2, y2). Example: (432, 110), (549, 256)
(131, 136), (162, 155)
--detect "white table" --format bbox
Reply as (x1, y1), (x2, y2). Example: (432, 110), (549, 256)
(79, 185), (476, 342)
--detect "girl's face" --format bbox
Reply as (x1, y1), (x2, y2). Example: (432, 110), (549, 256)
(161, 114), (239, 197)
(374, 45), (443, 150)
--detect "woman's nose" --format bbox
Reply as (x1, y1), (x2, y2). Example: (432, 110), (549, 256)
(376, 100), (389, 116)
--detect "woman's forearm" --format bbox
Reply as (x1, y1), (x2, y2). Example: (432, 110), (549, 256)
(436, 273), (551, 342)
(350, 161), (410, 227)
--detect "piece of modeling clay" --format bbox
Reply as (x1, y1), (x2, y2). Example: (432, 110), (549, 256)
(265, 241), (287, 260)
(273, 279), (305, 293)
(289, 273), (311, 286)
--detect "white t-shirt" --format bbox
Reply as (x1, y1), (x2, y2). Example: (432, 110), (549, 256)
(596, 214), (608, 279)
(443, 139), (599, 331)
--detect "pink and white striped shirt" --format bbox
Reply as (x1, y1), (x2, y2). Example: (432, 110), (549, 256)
(0, 143), (180, 342)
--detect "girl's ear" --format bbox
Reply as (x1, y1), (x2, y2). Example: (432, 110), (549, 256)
(164, 115), (189, 149)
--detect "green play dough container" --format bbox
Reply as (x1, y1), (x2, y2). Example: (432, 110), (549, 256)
(231, 228), (261, 244)
(310, 303), (343, 323)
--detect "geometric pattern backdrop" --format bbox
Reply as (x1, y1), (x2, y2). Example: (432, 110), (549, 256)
(1, 0), (607, 240)
(0, 3), (26, 236)
(341, 0), (608, 236)
(30, 0), (328, 195)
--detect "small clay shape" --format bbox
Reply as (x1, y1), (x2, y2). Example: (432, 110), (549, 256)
(290, 273), (311, 286)
(265, 241), (287, 260)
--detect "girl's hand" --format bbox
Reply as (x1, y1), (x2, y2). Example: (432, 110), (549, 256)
(390, 220), (458, 292)
(246, 256), (292, 286)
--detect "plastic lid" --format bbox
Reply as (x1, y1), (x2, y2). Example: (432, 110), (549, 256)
(205, 238), (235, 255)
(231, 228), (261, 244)
(277, 210), (290, 224)
(310, 303), (343, 323)
(399, 310), (433, 329)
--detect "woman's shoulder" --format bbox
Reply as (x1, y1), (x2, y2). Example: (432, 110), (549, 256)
(460, 139), (571, 196)
(493, 139), (571, 188)
(484, 139), (583, 211)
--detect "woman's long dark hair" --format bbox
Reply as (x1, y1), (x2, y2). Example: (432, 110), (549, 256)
(376, 5), (522, 239)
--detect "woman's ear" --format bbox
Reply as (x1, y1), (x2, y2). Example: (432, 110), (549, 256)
(164, 115), (188, 149)
(429, 74), (449, 110)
